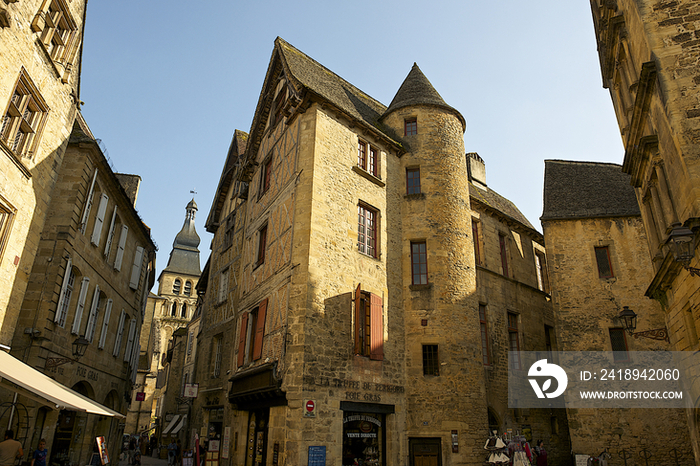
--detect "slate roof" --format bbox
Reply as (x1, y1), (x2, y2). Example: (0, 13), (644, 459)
(276, 38), (395, 143)
(382, 63), (466, 131)
(541, 160), (640, 221)
(469, 183), (536, 231)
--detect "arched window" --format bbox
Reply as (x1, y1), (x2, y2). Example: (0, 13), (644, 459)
(171, 302), (178, 317)
(173, 279), (181, 295)
(181, 303), (187, 318)
(184, 281), (192, 296)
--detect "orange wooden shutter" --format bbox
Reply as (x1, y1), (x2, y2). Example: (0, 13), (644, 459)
(237, 312), (249, 368)
(369, 293), (383, 360)
(354, 284), (361, 354)
(253, 298), (268, 360)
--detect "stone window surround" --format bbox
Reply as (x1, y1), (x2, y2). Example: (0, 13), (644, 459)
(357, 202), (379, 259)
(357, 138), (379, 179)
(0, 193), (15, 263)
(31, 0), (80, 83)
(404, 117), (417, 136)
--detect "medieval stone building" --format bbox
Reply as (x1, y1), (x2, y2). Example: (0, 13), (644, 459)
(588, 0), (700, 461)
(542, 159), (692, 463)
(185, 38), (565, 466)
(126, 200), (202, 435)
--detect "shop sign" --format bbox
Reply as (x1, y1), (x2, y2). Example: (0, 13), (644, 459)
(135, 392), (145, 401)
(184, 383), (199, 398)
(221, 427), (230, 459)
(96, 436), (109, 465)
(308, 446), (325, 466)
(304, 399), (316, 417)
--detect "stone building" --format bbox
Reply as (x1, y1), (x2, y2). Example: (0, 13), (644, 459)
(541, 160), (692, 463)
(7, 113), (156, 465)
(125, 200), (202, 436)
(588, 0), (700, 460)
(188, 38), (563, 466)
(0, 0), (87, 346)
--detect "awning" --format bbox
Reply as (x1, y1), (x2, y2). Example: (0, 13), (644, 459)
(171, 415), (186, 435)
(0, 350), (124, 417)
(162, 415), (180, 435)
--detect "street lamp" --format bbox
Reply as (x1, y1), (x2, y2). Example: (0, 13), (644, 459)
(45, 337), (90, 370)
(667, 222), (700, 276)
(617, 306), (669, 342)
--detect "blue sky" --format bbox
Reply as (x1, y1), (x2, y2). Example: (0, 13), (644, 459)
(79, 1), (624, 278)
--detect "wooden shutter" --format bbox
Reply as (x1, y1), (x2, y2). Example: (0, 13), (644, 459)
(79, 169), (98, 234)
(55, 257), (72, 324)
(129, 246), (144, 289)
(237, 312), (249, 368)
(369, 293), (383, 361)
(253, 299), (268, 360)
(113, 310), (126, 356)
(124, 319), (136, 362)
(91, 193), (109, 245)
(85, 285), (101, 342)
(98, 299), (113, 349)
(114, 225), (129, 271)
(104, 206), (118, 256)
(71, 277), (90, 335)
(354, 283), (361, 354)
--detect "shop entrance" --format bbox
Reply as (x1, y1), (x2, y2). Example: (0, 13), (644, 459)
(409, 438), (441, 466)
(245, 409), (268, 466)
(342, 412), (384, 466)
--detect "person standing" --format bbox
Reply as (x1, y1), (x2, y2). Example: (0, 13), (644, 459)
(30, 439), (47, 466)
(535, 440), (548, 466)
(0, 430), (23, 466)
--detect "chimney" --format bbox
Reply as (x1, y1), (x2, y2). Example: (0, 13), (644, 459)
(466, 152), (487, 190)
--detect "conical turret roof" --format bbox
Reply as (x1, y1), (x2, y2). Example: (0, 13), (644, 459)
(163, 199), (201, 276)
(382, 63), (466, 131)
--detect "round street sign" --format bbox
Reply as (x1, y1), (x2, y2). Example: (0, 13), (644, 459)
(304, 399), (316, 416)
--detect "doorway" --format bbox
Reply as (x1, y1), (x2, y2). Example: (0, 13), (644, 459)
(409, 438), (441, 466)
(245, 409), (268, 466)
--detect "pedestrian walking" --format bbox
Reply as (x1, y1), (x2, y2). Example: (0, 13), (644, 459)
(0, 430), (23, 466)
(534, 440), (548, 466)
(30, 439), (47, 466)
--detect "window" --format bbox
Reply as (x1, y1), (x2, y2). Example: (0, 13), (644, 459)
(411, 241), (428, 285)
(103, 207), (118, 258)
(113, 224), (128, 271)
(0, 196), (15, 262)
(98, 299), (113, 350)
(113, 310), (126, 357)
(70, 277), (90, 335)
(212, 335), (223, 377)
(184, 280), (192, 296)
(1, 70), (49, 158)
(187, 332), (194, 356)
(499, 234), (509, 277)
(545, 325), (554, 357)
(609, 328), (629, 361)
(422, 345), (439, 376)
(31, 0), (79, 72)
(357, 204), (378, 258)
(173, 279), (181, 295)
(260, 157), (272, 197)
(218, 269), (229, 303)
(55, 258), (74, 328)
(354, 284), (383, 360)
(406, 167), (421, 195)
(90, 193), (109, 246)
(479, 304), (490, 366)
(181, 303), (187, 318)
(129, 246), (144, 290)
(508, 313), (520, 369)
(171, 302), (177, 317)
(357, 139), (378, 177)
(236, 298), (268, 367)
(535, 250), (550, 292)
(405, 118), (417, 136)
(123, 318), (136, 362)
(472, 219), (481, 266)
(222, 213), (235, 250)
(595, 246), (614, 278)
(84, 286), (101, 342)
(257, 225), (267, 266)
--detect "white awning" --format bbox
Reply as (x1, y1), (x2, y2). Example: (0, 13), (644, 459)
(171, 415), (186, 435)
(0, 350), (124, 417)
(162, 415), (180, 435)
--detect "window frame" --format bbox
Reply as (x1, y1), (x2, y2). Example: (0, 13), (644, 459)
(257, 224), (268, 266)
(357, 203), (378, 258)
(406, 167), (421, 195)
(212, 335), (223, 378)
(422, 344), (439, 376)
(609, 327), (629, 361)
(0, 196), (15, 263)
(0, 69), (50, 159)
(354, 284), (383, 360)
(595, 246), (614, 279)
(508, 312), (521, 369)
(410, 241), (428, 285)
(173, 279), (181, 295)
(259, 156), (273, 198)
(31, 0), (80, 79)
(357, 139), (379, 178)
(479, 304), (490, 366)
(404, 118), (417, 136)
(535, 250), (550, 292)
(499, 233), (509, 277)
